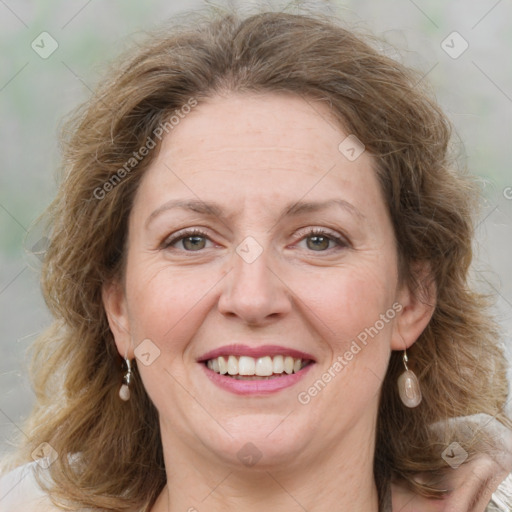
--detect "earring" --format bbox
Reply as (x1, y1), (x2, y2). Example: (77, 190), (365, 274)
(397, 350), (422, 408)
(119, 358), (133, 401)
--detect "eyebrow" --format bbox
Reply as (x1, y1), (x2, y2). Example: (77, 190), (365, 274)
(145, 198), (365, 229)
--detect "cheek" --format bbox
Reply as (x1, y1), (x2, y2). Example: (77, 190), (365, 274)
(306, 266), (397, 412)
(124, 261), (222, 349)
(296, 261), (398, 346)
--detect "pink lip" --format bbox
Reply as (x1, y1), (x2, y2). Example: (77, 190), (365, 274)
(201, 361), (315, 395)
(197, 344), (316, 362)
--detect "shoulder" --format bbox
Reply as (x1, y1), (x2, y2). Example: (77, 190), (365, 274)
(0, 462), (59, 512)
(391, 414), (512, 511)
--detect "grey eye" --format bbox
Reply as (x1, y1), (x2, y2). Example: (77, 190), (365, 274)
(182, 236), (207, 251)
(306, 235), (332, 251)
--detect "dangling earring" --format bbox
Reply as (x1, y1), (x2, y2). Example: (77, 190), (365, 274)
(397, 350), (422, 408)
(119, 358), (133, 401)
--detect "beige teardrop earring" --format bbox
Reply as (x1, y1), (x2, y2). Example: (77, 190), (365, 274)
(119, 358), (133, 401)
(397, 350), (422, 408)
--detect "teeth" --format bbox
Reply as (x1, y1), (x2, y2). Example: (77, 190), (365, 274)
(284, 356), (294, 374)
(218, 356), (228, 375)
(239, 356), (255, 375)
(205, 355), (308, 377)
(255, 356), (273, 376)
(273, 355), (284, 373)
(227, 355), (238, 375)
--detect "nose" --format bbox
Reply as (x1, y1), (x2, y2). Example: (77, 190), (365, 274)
(217, 242), (292, 325)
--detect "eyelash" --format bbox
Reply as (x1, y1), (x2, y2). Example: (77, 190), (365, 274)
(161, 227), (349, 252)
(295, 227), (349, 251)
(161, 228), (211, 250)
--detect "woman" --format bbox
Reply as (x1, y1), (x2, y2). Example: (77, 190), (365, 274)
(1, 6), (511, 512)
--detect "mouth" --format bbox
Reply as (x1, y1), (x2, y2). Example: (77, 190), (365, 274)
(197, 344), (316, 394)
(204, 355), (313, 380)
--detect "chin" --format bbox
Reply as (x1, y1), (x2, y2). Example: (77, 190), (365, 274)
(200, 418), (309, 469)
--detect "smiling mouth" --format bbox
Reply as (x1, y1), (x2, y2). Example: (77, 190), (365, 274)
(204, 355), (313, 379)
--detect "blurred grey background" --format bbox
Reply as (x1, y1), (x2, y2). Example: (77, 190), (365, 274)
(1, 0), (511, 456)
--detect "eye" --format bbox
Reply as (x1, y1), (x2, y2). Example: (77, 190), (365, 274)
(162, 227), (348, 253)
(296, 228), (349, 252)
(162, 228), (213, 251)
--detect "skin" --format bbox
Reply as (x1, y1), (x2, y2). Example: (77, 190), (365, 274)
(103, 92), (436, 512)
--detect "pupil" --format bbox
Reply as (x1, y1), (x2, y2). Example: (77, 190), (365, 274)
(184, 236), (205, 250)
(307, 235), (329, 251)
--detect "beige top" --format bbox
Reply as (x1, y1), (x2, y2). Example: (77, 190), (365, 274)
(0, 461), (60, 511)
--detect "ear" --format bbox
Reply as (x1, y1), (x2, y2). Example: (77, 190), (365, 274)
(390, 262), (436, 351)
(102, 279), (134, 359)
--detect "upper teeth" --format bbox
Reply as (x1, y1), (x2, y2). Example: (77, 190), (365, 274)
(206, 355), (305, 376)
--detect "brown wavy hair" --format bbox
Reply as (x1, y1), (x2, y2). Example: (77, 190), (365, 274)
(6, 4), (511, 511)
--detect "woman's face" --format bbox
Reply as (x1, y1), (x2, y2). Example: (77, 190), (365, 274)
(104, 92), (432, 472)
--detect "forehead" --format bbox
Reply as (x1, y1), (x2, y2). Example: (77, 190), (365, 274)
(164, 92), (348, 172)
(131, 92), (385, 225)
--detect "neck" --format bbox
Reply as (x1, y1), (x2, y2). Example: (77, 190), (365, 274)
(152, 420), (380, 512)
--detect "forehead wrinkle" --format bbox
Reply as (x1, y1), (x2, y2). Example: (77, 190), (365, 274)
(145, 197), (365, 231)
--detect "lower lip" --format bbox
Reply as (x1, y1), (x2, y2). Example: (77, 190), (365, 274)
(201, 363), (315, 395)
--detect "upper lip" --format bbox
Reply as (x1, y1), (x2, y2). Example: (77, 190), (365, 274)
(197, 344), (316, 362)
